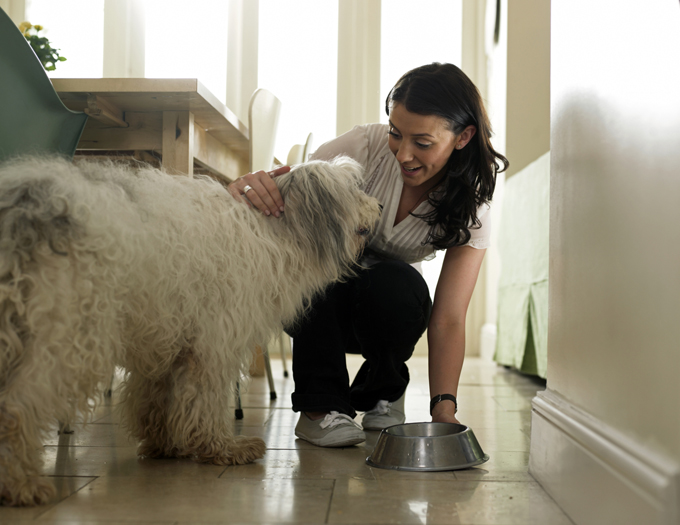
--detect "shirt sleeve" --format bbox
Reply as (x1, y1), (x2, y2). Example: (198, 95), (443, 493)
(466, 202), (492, 249)
(309, 125), (370, 169)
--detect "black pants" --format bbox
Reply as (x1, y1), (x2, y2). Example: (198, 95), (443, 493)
(288, 260), (432, 418)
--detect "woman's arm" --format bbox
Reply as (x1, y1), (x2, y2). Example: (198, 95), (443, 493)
(427, 245), (486, 423)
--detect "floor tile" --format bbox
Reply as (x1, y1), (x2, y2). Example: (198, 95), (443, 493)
(220, 447), (376, 481)
(41, 446), (226, 478)
(454, 451), (534, 482)
(0, 476), (95, 523)
(39, 477), (334, 524)
(42, 423), (136, 448)
(453, 481), (573, 525)
(328, 478), (571, 525)
(466, 426), (531, 452)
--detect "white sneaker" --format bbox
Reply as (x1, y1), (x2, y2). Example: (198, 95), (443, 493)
(361, 393), (406, 430)
(295, 411), (366, 447)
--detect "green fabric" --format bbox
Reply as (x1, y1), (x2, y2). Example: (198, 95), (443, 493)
(0, 8), (88, 163)
(494, 151), (550, 378)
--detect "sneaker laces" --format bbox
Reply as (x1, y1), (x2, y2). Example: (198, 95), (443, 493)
(319, 411), (362, 430)
(365, 400), (391, 416)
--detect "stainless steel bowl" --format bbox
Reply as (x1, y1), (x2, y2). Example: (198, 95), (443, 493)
(366, 422), (489, 471)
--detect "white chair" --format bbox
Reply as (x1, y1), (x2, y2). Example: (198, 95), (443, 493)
(286, 144), (304, 165)
(286, 132), (314, 166)
(248, 88), (281, 172)
(235, 89), (283, 419)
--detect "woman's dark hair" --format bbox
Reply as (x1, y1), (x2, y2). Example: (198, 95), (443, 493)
(386, 62), (508, 249)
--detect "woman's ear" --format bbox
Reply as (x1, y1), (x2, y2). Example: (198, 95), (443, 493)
(455, 125), (477, 150)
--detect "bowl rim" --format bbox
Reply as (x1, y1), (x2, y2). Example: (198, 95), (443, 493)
(382, 421), (470, 438)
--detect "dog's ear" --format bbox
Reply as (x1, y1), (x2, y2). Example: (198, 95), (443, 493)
(275, 157), (365, 280)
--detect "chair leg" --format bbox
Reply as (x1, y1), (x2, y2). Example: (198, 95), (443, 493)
(234, 344), (277, 420)
(263, 346), (277, 400)
(235, 381), (243, 420)
(105, 370), (115, 397)
(58, 421), (73, 434)
(279, 331), (290, 378)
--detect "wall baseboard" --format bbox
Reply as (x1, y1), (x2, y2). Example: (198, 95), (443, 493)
(530, 389), (679, 525)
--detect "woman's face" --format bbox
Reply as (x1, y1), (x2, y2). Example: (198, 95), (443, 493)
(387, 103), (457, 190)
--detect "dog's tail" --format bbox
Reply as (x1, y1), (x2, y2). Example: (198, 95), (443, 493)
(0, 156), (84, 383)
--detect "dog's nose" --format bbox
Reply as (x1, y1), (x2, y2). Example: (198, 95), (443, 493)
(357, 227), (370, 236)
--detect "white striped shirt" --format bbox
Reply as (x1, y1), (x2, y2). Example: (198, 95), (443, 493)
(311, 123), (491, 264)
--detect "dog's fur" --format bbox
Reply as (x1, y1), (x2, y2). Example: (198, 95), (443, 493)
(0, 155), (380, 506)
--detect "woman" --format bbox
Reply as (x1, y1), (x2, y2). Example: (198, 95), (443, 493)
(228, 63), (508, 447)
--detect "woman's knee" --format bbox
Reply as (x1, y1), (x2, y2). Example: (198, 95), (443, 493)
(353, 261), (432, 340)
(359, 261), (430, 307)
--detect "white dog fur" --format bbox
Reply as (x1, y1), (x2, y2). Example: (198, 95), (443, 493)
(0, 155), (380, 506)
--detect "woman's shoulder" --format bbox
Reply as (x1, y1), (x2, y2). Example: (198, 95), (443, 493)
(361, 122), (389, 143)
(310, 123), (391, 169)
(358, 123), (392, 168)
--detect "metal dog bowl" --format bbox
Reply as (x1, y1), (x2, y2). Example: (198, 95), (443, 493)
(366, 422), (489, 471)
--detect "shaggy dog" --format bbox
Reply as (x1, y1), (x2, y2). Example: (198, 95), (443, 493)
(0, 156), (381, 506)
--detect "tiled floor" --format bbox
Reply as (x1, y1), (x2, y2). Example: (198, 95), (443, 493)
(1, 355), (574, 524)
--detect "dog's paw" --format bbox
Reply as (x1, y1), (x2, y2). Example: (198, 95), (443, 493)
(137, 440), (170, 459)
(230, 435), (266, 465)
(197, 436), (266, 466)
(0, 477), (56, 507)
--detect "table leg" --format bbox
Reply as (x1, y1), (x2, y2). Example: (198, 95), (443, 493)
(162, 111), (194, 176)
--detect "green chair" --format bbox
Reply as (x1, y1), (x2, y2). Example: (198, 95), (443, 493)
(0, 7), (88, 163)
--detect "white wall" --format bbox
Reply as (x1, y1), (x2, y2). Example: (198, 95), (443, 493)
(505, 0), (550, 178)
(530, 1), (680, 523)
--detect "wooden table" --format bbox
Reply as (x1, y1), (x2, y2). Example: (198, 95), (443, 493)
(53, 78), (249, 181)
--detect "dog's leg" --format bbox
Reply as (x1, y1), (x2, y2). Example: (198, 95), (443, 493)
(0, 391), (56, 506)
(162, 348), (265, 465)
(118, 371), (174, 459)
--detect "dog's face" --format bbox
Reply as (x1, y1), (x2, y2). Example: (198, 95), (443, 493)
(274, 157), (381, 277)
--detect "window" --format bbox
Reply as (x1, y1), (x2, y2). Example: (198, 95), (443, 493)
(25, 0), (105, 78)
(380, 0), (463, 122)
(145, 0), (229, 104)
(258, 0), (338, 163)
(380, 0), (463, 294)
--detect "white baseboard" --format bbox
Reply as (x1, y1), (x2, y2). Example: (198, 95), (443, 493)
(479, 323), (497, 361)
(530, 389), (679, 525)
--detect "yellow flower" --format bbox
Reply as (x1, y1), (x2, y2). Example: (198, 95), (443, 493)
(18, 21), (32, 33)
(34, 24), (43, 31)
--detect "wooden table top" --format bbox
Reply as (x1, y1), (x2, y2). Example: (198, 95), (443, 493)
(52, 78), (249, 155)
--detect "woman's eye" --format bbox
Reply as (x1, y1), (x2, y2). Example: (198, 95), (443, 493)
(388, 131), (401, 139)
(416, 142), (432, 149)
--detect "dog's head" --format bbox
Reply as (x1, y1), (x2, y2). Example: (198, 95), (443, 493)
(274, 156), (381, 281)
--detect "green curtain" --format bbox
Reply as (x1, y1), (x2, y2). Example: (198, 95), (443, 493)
(494, 151), (550, 378)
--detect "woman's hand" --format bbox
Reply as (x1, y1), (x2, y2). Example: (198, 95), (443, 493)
(431, 399), (460, 425)
(227, 165), (291, 217)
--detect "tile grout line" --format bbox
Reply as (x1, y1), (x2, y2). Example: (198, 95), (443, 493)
(34, 476), (99, 520)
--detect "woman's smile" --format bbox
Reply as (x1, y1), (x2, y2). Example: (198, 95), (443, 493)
(400, 164), (422, 176)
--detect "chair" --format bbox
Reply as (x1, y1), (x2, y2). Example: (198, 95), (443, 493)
(0, 7), (88, 163)
(235, 89), (282, 419)
(248, 88), (281, 172)
(286, 132), (314, 166)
